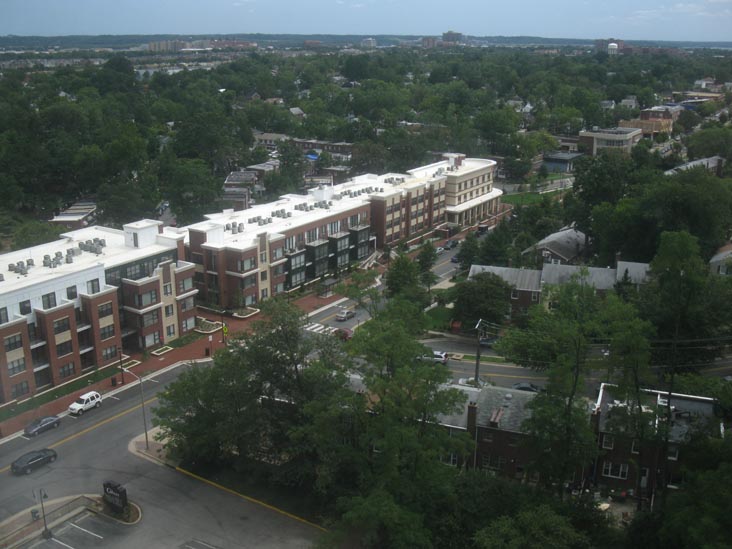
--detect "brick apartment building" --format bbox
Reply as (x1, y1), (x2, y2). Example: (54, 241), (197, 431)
(0, 220), (197, 404)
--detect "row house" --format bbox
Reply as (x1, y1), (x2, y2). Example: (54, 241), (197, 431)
(0, 220), (197, 405)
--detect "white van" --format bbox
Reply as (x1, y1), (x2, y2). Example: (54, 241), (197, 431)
(68, 391), (102, 415)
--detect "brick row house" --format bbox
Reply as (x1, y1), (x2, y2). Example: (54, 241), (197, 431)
(0, 220), (197, 404)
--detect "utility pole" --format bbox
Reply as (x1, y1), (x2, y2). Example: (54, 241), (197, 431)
(37, 488), (52, 539)
(474, 318), (483, 384)
(122, 368), (149, 450)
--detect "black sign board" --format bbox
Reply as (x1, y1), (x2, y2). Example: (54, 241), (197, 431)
(103, 481), (128, 513)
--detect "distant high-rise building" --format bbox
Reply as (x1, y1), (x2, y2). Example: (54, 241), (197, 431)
(442, 30), (463, 44)
(422, 37), (438, 49)
(361, 37), (376, 49)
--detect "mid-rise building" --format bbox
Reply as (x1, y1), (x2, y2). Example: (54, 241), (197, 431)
(578, 127), (643, 156)
(0, 220), (197, 404)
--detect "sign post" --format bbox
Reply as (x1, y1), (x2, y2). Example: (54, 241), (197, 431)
(103, 481), (128, 514)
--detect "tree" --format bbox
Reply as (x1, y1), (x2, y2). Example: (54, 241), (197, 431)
(452, 272), (511, 329)
(384, 253), (421, 299)
(456, 231), (479, 271)
(416, 242), (438, 293)
(335, 269), (383, 318)
(474, 505), (590, 549)
(160, 156), (221, 225)
(11, 220), (62, 250)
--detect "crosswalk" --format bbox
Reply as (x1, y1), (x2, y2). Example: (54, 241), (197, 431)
(304, 322), (338, 335)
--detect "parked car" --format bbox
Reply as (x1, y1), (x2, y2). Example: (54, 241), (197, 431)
(511, 382), (542, 393)
(334, 328), (353, 341)
(445, 240), (459, 250)
(419, 351), (448, 365)
(335, 308), (356, 321)
(451, 255), (460, 263)
(68, 391), (102, 415)
(435, 246), (445, 255)
(11, 449), (57, 475)
(23, 416), (61, 437)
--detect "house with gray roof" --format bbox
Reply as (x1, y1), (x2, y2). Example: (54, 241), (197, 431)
(522, 227), (587, 265)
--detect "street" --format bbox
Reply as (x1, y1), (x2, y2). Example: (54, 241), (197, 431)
(0, 363), (319, 548)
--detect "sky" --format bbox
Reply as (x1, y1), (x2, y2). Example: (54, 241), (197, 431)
(3, 0), (732, 42)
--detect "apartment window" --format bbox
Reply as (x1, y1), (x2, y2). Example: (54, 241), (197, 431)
(273, 264), (286, 276)
(271, 247), (284, 260)
(668, 446), (679, 461)
(142, 310), (160, 328)
(602, 435), (615, 450)
(274, 282), (285, 294)
(42, 292), (57, 309)
(261, 271), (268, 282)
(163, 283), (173, 296)
(126, 264), (141, 279)
(98, 302), (113, 318)
(291, 271), (305, 287)
(136, 289), (158, 308)
(532, 292), (539, 302)
(290, 254), (305, 270)
(239, 258), (256, 272)
(4, 334), (22, 352)
(165, 305), (174, 317)
(329, 221), (339, 234)
(631, 440), (640, 455)
(102, 346), (117, 360)
(86, 279), (100, 294)
(11, 380), (30, 399)
(260, 251), (267, 264)
(482, 454), (507, 471)
(510, 289), (519, 300)
(181, 317), (195, 333)
(350, 214), (359, 227)
(59, 362), (75, 379)
(53, 317), (70, 334)
(242, 275), (257, 290)
(306, 228), (317, 243)
(56, 340), (73, 358)
(66, 286), (78, 299)
(602, 461), (629, 479)
(19, 300), (31, 315)
(0, 306), (7, 325)
(100, 325), (115, 340)
(261, 289), (268, 300)
(166, 325), (176, 337)
(178, 277), (193, 293)
(8, 358), (26, 376)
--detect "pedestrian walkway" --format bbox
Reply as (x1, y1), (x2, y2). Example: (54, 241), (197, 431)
(0, 290), (347, 442)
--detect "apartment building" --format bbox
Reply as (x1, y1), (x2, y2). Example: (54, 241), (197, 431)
(578, 127), (643, 156)
(0, 220), (197, 404)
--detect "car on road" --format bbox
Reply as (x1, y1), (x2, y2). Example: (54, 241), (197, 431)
(435, 246), (445, 255)
(511, 382), (542, 393)
(451, 255), (460, 263)
(24, 416), (61, 437)
(335, 308), (356, 321)
(479, 337), (498, 348)
(445, 240), (459, 250)
(11, 449), (57, 475)
(419, 351), (448, 364)
(68, 391), (102, 415)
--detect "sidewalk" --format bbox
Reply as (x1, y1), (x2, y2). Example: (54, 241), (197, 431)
(0, 291), (346, 442)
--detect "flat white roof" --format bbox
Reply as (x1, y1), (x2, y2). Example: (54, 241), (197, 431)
(446, 187), (503, 214)
(0, 224), (180, 294)
(407, 157), (496, 180)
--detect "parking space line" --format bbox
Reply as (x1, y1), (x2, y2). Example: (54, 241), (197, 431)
(69, 522), (103, 539)
(193, 541), (217, 549)
(146, 378), (159, 383)
(107, 396), (120, 401)
(51, 538), (76, 549)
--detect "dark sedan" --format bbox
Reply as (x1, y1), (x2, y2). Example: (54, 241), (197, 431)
(11, 449), (57, 475)
(511, 382), (542, 393)
(24, 415), (61, 437)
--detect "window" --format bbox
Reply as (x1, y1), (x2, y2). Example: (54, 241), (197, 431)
(482, 454), (507, 471)
(163, 283), (173, 296)
(136, 289), (158, 307)
(142, 310), (160, 328)
(126, 264), (141, 279)
(291, 271), (305, 287)
(238, 258), (256, 272)
(165, 305), (174, 317)
(306, 228), (317, 243)
(602, 461), (629, 479)
(177, 277), (193, 293)
(260, 251), (267, 263)
(0, 306), (7, 324)
(602, 434), (615, 450)
(59, 362), (75, 378)
(100, 325), (115, 340)
(11, 380), (29, 399)
(242, 275), (257, 289)
(631, 440), (640, 454)
(481, 432), (494, 443)
(133, 233), (139, 248)
(8, 358), (26, 376)
(510, 289), (519, 300)
(98, 302), (113, 318)
(56, 340), (73, 358)
(181, 317), (195, 333)
(532, 292), (539, 302)
(274, 282), (285, 294)
(42, 293), (57, 309)
(166, 325), (176, 337)
(667, 446), (679, 461)
(66, 286), (78, 299)
(102, 346), (117, 360)
(273, 264), (286, 276)
(272, 247), (284, 260)
(86, 279), (100, 294)
(290, 254), (305, 270)
(19, 300), (31, 315)
(4, 334), (22, 352)
(53, 317), (70, 334)
(180, 297), (195, 312)
(261, 289), (268, 299)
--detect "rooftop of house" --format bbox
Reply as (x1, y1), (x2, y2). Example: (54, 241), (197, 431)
(468, 265), (542, 292)
(580, 127), (642, 137)
(474, 385), (536, 432)
(523, 227), (586, 262)
(664, 155), (725, 176)
(49, 201), (97, 224)
(595, 383), (720, 443)
(0, 220), (183, 295)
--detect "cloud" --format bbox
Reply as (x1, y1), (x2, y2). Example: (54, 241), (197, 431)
(351, 2), (366, 8)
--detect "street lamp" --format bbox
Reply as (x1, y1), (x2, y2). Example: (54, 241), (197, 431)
(122, 367), (149, 450)
(474, 319), (483, 384)
(34, 488), (52, 539)
(117, 344), (125, 384)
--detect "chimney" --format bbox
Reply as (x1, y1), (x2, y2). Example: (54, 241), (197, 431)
(467, 401), (477, 438)
(615, 251), (621, 268)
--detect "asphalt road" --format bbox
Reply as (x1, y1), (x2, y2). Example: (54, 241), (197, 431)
(0, 363), (319, 548)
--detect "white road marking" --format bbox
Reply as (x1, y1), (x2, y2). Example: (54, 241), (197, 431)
(51, 538), (76, 549)
(107, 396), (120, 401)
(69, 521), (103, 539)
(146, 378), (159, 383)
(193, 541), (218, 549)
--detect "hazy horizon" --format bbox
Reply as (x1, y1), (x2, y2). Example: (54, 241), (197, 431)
(3, 0), (732, 42)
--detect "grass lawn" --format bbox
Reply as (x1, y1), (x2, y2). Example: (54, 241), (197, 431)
(425, 306), (453, 331)
(501, 189), (562, 206)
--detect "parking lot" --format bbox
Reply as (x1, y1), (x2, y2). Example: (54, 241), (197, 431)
(19, 511), (132, 549)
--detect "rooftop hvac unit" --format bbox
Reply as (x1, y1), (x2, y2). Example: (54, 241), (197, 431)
(54, 251), (63, 258)
(18, 267), (27, 275)
(17, 260), (25, 269)
(238, 223), (244, 232)
(8, 263), (15, 272)
(43, 258), (52, 267)
(86, 240), (93, 246)
(328, 201), (333, 206)
(231, 224), (238, 234)
(44, 254), (51, 260)
(93, 238), (100, 244)
(225, 223), (231, 230)
(99, 239), (106, 247)
(0, 274), (4, 282)
(258, 220), (264, 226)
(271, 211), (276, 217)
(67, 248), (75, 256)
(287, 212), (292, 217)
(309, 205), (314, 211)
(267, 217), (272, 223)
(280, 209), (285, 216)
(93, 245), (102, 254)
(26, 258), (34, 266)
(78, 242), (84, 249)
(73, 248), (81, 256)
(66, 256), (74, 264)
